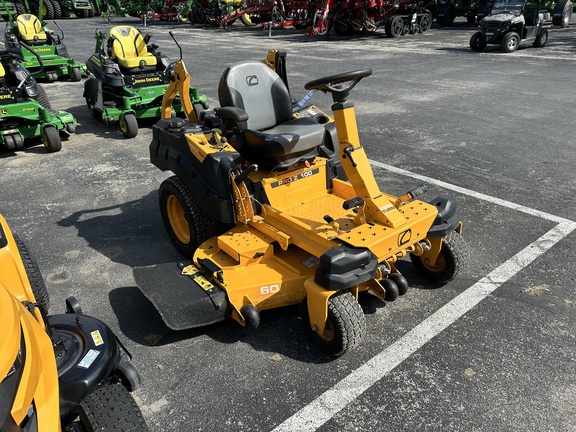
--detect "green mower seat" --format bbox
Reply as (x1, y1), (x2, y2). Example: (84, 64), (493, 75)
(16, 14), (48, 46)
(108, 26), (157, 73)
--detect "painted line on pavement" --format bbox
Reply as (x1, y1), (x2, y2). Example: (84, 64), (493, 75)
(272, 163), (576, 432)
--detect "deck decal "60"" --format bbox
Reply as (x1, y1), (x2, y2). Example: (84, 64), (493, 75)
(260, 284), (280, 295)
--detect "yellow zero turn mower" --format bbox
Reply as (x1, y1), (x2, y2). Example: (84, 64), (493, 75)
(134, 54), (469, 356)
(0, 214), (148, 431)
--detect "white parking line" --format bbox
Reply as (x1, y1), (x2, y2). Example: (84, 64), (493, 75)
(272, 162), (576, 432)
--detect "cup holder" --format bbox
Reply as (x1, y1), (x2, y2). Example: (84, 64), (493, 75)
(313, 114), (330, 124)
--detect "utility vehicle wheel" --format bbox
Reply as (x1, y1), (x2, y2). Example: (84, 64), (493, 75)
(386, 16), (404, 38)
(14, 234), (49, 316)
(43, 126), (62, 153)
(159, 176), (224, 256)
(411, 231), (468, 284)
(419, 14), (432, 32)
(78, 381), (149, 431)
(470, 31), (487, 51)
(501, 31), (520, 52)
(70, 67), (82, 82)
(119, 113), (138, 138)
(301, 291), (366, 357)
(533, 29), (548, 47)
(552, 0), (573, 27)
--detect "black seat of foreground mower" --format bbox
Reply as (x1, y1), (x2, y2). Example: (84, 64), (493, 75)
(218, 60), (325, 170)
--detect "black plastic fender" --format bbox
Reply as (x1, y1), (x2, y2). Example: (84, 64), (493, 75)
(426, 196), (460, 238)
(150, 118), (241, 224)
(48, 313), (121, 419)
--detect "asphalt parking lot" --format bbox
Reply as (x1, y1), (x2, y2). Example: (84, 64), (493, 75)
(1, 15), (576, 431)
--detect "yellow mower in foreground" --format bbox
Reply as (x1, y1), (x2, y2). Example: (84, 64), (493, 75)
(0, 214), (148, 431)
(134, 52), (469, 356)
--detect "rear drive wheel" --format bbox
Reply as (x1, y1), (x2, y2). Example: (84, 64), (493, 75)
(552, 0), (573, 27)
(78, 381), (149, 431)
(14, 234), (49, 316)
(411, 231), (468, 284)
(43, 126), (62, 152)
(301, 290), (366, 357)
(501, 31), (520, 52)
(470, 31), (487, 51)
(159, 176), (225, 257)
(119, 113), (138, 138)
(533, 28), (548, 47)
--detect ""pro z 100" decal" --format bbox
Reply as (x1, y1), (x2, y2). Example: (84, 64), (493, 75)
(270, 168), (319, 188)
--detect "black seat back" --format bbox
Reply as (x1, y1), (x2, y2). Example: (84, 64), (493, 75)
(218, 60), (292, 131)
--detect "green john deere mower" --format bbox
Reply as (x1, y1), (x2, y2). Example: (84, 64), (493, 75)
(83, 27), (208, 138)
(0, 47), (76, 152)
(4, 9), (86, 82)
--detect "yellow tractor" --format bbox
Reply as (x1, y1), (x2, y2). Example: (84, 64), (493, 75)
(0, 214), (148, 431)
(134, 50), (469, 356)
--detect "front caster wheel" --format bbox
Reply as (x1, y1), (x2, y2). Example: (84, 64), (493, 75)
(42, 126), (62, 152)
(119, 113), (138, 138)
(410, 231), (468, 284)
(301, 290), (366, 357)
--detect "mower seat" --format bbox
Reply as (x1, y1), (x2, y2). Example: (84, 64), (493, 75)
(108, 26), (157, 73)
(218, 60), (324, 170)
(16, 14), (47, 46)
(0, 63), (5, 84)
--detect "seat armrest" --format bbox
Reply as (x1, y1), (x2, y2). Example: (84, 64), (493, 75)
(215, 106), (249, 123)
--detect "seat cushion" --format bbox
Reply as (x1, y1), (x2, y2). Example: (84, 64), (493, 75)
(109, 26), (157, 70)
(17, 14), (47, 44)
(240, 117), (325, 169)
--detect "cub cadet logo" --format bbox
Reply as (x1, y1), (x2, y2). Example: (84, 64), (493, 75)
(133, 77), (160, 84)
(398, 229), (412, 246)
(246, 75), (259, 86)
(0, 94), (11, 100)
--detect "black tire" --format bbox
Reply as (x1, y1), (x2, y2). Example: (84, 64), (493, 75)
(419, 13), (432, 32)
(470, 31), (487, 51)
(43, 126), (62, 152)
(70, 67), (82, 82)
(385, 16), (404, 38)
(159, 176), (225, 257)
(51, 0), (62, 18)
(119, 113), (138, 138)
(15, 1), (25, 14)
(301, 290), (366, 357)
(61, 7), (71, 17)
(411, 231), (468, 284)
(13, 234), (49, 316)
(77, 8), (90, 17)
(78, 381), (149, 431)
(42, 0), (55, 19)
(533, 28), (548, 47)
(501, 31), (520, 52)
(238, 0), (255, 26)
(552, 0), (573, 27)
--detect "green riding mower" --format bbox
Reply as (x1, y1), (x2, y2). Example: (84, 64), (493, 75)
(4, 12), (86, 82)
(134, 51), (469, 357)
(83, 27), (208, 138)
(0, 47), (76, 152)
